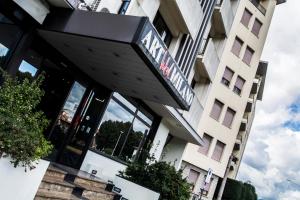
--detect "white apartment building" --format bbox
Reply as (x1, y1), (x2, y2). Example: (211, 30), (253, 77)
(181, 0), (285, 199)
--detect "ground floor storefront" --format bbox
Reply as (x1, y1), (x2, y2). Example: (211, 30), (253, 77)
(0, 2), (203, 199)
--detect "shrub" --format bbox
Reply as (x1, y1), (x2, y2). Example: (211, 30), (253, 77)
(119, 160), (191, 200)
(0, 69), (52, 170)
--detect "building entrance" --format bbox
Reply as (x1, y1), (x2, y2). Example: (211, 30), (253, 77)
(57, 88), (110, 168)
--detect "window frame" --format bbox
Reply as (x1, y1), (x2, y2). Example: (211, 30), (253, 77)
(241, 8), (253, 28)
(210, 99), (224, 121)
(211, 140), (226, 162)
(153, 11), (173, 48)
(222, 107), (236, 128)
(198, 133), (213, 155)
(251, 18), (263, 37)
(221, 67), (234, 87)
(242, 46), (255, 66)
(231, 37), (244, 57)
(233, 76), (245, 96)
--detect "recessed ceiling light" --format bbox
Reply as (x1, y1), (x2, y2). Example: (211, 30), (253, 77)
(113, 52), (120, 58)
(112, 72), (119, 76)
(153, 95), (159, 100)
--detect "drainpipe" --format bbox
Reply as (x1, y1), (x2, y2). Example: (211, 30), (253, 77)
(118, 0), (131, 14)
(216, 155), (233, 200)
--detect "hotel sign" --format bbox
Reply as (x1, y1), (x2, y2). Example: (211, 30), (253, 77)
(135, 21), (195, 110)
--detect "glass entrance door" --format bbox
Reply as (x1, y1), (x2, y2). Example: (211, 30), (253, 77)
(57, 89), (110, 168)
(46, 81), (87, 162)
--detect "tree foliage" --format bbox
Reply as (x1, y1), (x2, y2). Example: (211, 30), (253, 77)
(0, 69), (52, 170)
(119, 160), (191, 200)
(222, 178), (258, 200)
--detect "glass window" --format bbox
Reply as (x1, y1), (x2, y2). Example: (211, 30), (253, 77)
(242, 46), (254, 65)
(50, 82), (86, 152)
(210, 99), (224, 121)
(221, 67), (234, 87)
(113, 92), (137, 113)
(252, 19), (262, 37)
(187, 169), (200, 191)
(91, 93), (154, 162)
(18, 60), (38, 77)
(231, 37), (244, 57)
(119, 118), (149, 162)
(241, 9), (252, 27)
(0, 43), (9, 66)
(233, 76), (245, 95)
(62, 82), (86, 123)
(222, 108), (236, 128)
(94, 99), (134, 157)
(0, 19), (23, 67)
(211, 141), (225, 162)
(153, 12), (173, 47)
(198, 133), (213, 155)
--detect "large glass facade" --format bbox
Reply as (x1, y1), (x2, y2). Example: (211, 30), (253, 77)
(0, 12), (23, 67)
(90, 92), (154, 163)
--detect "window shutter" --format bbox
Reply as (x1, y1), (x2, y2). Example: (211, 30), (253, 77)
(232, 37), (243, 56)
(241, 9), (252, 27)
(243, 47), (254, 65)
(198, 134), (212, 155)
(235, 76), (245, 90)
(252, 19), (262, 36)
(211, 141), (225, 161)
(188, 169), (199, 185)
(223, 67), (234, 81)
(222, 108), (236, 128)
(210, 100), (224, 120)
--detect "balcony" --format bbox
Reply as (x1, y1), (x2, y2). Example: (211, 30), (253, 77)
(249, 0), (267, 16)
(239, 117), (248, 132)
(245, 98), (254, 113)
(251, 78), (259, 94)
(210, 0), (234, 37)
(233, 136), (242, 151)
(160, 0), (203, 39)
(196, 38), (220, 81)
(183, 97), (204, 131)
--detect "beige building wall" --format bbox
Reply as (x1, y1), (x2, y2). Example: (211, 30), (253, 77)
(182, 0), (279, 198)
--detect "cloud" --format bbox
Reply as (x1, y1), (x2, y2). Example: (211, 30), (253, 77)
(237, 0), (300, 199)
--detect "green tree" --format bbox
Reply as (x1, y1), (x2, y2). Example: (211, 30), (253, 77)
(222, 178), (258, 200)
(0, 69), (52, 170)
(119, 160), (191, 200)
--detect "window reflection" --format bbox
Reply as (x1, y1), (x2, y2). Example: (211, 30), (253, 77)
(119, 118), (149, 162)
(18, 60), (38, 76)
(50, 82), (86, 151)
(93, 99), (134, 156)
(63, 82), (86, 122)
(91, 93), (154, 162)
(0, 43), (9, 66)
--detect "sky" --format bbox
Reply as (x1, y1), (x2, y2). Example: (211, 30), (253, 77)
(237, 0), (300, 199)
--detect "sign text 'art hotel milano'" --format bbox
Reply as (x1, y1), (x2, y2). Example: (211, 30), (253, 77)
(137, 21), (195, 110)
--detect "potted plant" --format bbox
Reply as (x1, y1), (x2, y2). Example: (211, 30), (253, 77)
(0, 69), (52, 171)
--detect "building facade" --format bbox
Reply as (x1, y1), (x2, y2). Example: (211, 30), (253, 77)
(181, 0), (285, 199)
(0, 0), (216, 199)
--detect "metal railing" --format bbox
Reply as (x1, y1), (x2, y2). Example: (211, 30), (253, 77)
(249, 0), (266, 15)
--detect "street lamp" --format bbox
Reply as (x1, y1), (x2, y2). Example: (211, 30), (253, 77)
(111, 131), (124, 156)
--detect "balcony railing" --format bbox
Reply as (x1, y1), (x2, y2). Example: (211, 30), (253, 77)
(249, 0), (266, 15)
